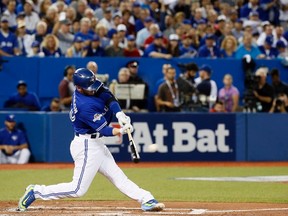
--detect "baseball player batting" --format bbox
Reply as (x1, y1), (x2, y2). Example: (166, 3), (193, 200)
(17, 68), (165, 212)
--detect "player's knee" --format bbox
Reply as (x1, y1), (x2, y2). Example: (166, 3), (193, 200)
(74, 187), (88, 197)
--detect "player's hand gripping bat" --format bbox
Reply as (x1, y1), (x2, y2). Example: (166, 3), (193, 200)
(127, 128), (140, 163)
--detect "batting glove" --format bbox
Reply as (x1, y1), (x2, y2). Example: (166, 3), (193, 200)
(119, 123), (134, 134)
(116, 111), (131, 127)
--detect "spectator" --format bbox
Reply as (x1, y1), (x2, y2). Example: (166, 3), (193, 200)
(3, 0), (17, 32)
(220, 35), (238, 58)
(123, 35), (142, 57)
(270, 68), (288, 96)
(279, 0), (288, 30)
(53, 19), (75, 55)
(258, 35), (279, 58)
(218, 74), (240, 112)
(134, 7), (150, 33)
(179, 34), (198, 58)
(23, 0), (40, 34)
(66, 6), (77, 24)
(136, 16), (154, 49)
(173, 0), (191, 19)
(4, 80), (41, 111)
(167, 34), (181, 57)
(74, 17), (94, 47)
(144, 23), (168, 49)
(98, 8), (114, 31)
(41, 34), (62, 57)
(259, 0), (280, 25)
(196, 65), (218, 109)
(157, 67), (181, 112)
(198, 34), (221, 58)
(105, 32), (124, 57)
(58, 65), (76, 110)
(27, 40), (44, 57)
(16, 20), (34, 56)
(209, 100), (227, 113)
(66, 37), (86, 57)
(0, 16), (20, 56)
(235, 32), (264, 59)
(85, 34), (105, 57)
(253, 67), (274, 112)
(269, 92), (288, 113)
(43, 6), (58, 34)
(95, 23), (110, 48)
(240, 0), (264, 20)
(113, 24), (128, 49)
(86, 61), (98, 74)
(75, 0), (88, 21)
(0, 114), (31, 164)
(94, 0), (110, 21)
(232, 19), (244, 42)
(32, 21), (47, 44)
(39, 0), (52, 18)
(121, 9), (135, 36)
(215, 15), (227, 40)
(41, 97), (62, 112)
(163, 14), (176, 39)
(143, 32), (171, 59)
(276, 40), (288, 59)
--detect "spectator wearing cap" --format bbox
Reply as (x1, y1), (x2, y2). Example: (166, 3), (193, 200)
(85, 34), (105, 57)
(88, 0), (100, 11)
(0, 114), (31, 164)
(136, 16), (154, 49)
(259, 0), (280, 26)
(4, 80), (41, 111)
(215, 15), (227, 39)
(27, 40), (44, 57)
(232, 19), (244, 41)
(240, 0), (264, 20)
(198, 34), (220, 58)
(220, 35), (237, 58)
(58, 65), (76, 110)
(276, 40), (288, 59)
(105, 31), (124, 57)
(253, 67), (274, 112)
(143, 32), (172, 59)
(98, 7), (114, 30)
(3, 0), (17, 32)
(196, 65), (218, 109)
(95, 23), (110, 48)
(258, 35), (279, 59)
(0, 16), (20, 57)
(23, 0), (40, 34)
(41, 34), (62, 57)
(167, 34), (180, 57)
(144, 23), (168, 49)
(16, 20), (34, 56)
(74, 17), (94, 47)
(235, 32), (264, 59)
(53, 19), (75, 54)
(113, 24), (128, 49)
(66, 36), (86, 57)
(123, 35), (142, 57)
(179, 34), (198, 58)
(94, 0), (110, 20)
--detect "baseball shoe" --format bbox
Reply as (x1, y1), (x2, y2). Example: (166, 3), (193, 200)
(16, 184), (35, 211)
(141, 199), (165, 212)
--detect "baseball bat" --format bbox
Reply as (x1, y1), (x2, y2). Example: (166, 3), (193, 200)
(127, 128), (140, 163)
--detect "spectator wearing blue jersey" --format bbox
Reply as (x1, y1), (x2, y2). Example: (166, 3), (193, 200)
(220, 35), (237, 58)
(240, 0), (264, 20)
(0, 114), (31, 164)
(258, 35), (279, 59)
(41, 34), (62, 57)
(74, 17), (94, 47)
(85, 34), (105, 57)
(198, 34), (220, 58)
(4, 80), (41, 111)
(0, 16), (20, 56)
(259, 0), (280, 25)
(179, 34), (198, 58)
(41, 98), (62, 112)
(143, 32), (171, 59)
(66, 37), (86, 57)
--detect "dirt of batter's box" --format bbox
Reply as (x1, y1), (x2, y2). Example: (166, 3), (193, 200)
(1, 200), (288, 216)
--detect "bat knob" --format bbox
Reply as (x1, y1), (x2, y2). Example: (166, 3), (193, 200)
(133, 158), (140, 163)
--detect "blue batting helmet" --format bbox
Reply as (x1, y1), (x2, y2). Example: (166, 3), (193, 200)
(73, 68), (103, 91)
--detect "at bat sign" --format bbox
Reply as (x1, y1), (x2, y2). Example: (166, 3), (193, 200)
(127, 128), (140, 163)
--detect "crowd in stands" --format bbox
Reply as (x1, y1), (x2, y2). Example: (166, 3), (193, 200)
(0, 0), (288, 59)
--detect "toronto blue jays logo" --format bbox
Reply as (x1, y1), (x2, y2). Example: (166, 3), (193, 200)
(93, 113), (102, 122)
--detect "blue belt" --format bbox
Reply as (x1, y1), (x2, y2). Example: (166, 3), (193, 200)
(75, 133), (102, 139)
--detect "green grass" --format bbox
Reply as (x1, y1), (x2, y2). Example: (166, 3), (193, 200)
(1, 166), (288, 203)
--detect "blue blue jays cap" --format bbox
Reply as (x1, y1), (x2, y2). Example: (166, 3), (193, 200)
(205, 34), (215, 40)
(92, 34), (100, 41)
(144, 16), (154, 23)
(73, 37), (84, 43)
(276, 40), (286, 48)
(182, 19), (191, 25)
(127, 35), (135, 41)
(31, 41), (40, 47)
(17, 80), (27, 88)
(6, 114), (16, 122)
(265, 36), (273, 46)
(199, 65), (212, 74)
(133, 2), (141, 7)
(154, 32), (163, 39)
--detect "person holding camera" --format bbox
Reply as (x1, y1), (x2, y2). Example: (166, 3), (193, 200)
(269, 93), (288, 113)
(253, 68), (274, 112)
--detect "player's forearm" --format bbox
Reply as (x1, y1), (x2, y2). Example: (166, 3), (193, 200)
(15, 144), (28, 150)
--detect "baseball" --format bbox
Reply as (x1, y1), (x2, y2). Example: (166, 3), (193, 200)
(147, 144), (158, 152)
